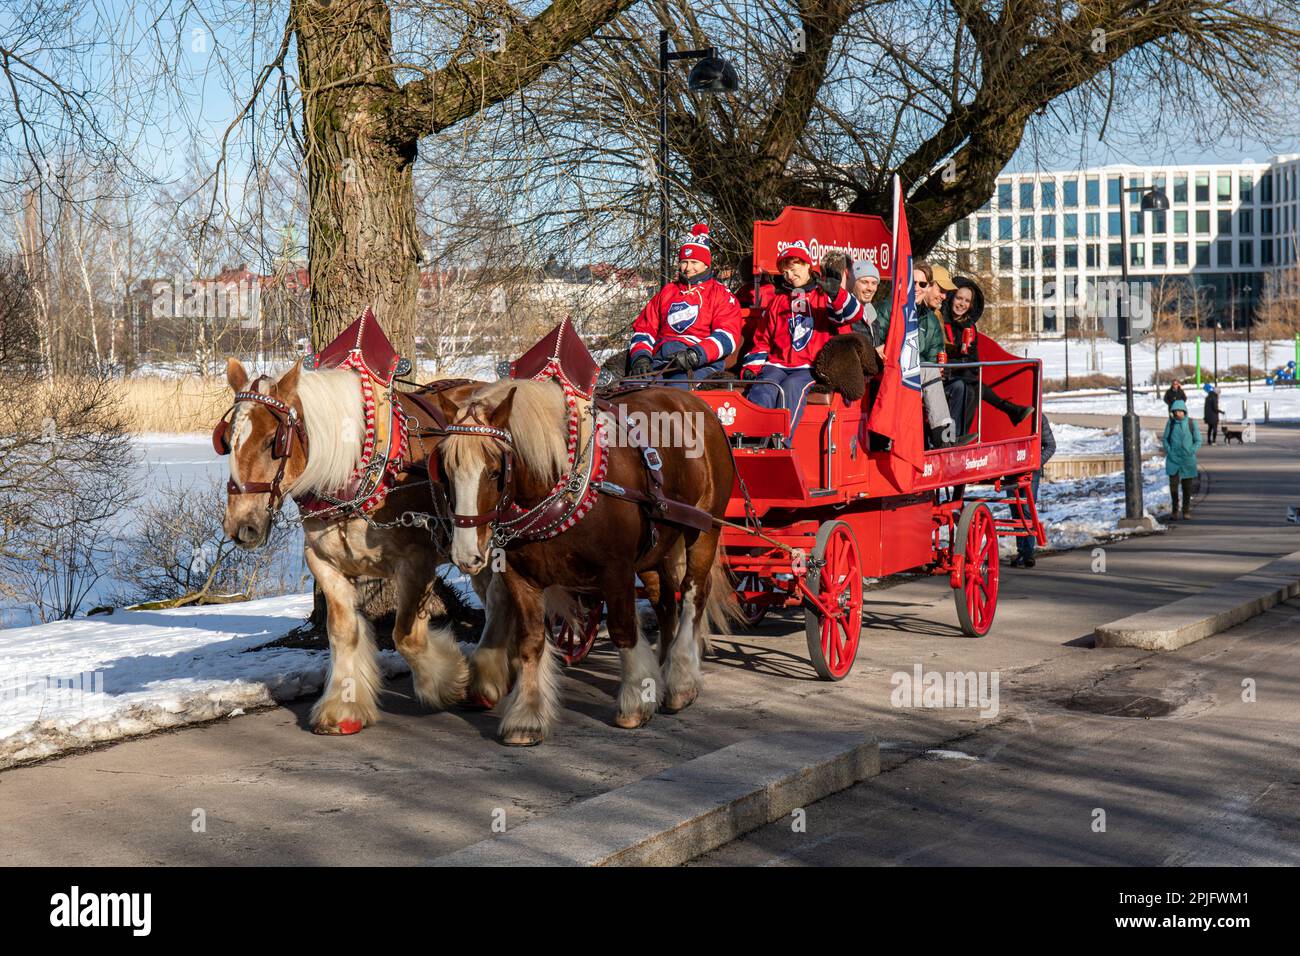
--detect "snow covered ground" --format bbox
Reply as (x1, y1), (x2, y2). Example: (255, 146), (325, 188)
(1005, 336), (1298, 384)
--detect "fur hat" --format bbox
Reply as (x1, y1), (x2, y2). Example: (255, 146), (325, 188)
(812, 333), (881, 402)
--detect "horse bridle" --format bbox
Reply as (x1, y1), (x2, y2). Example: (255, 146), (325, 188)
(212, 378), (308, 515)
(438, 416), (515, 530)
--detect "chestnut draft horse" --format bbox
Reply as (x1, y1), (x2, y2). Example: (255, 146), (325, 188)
(438, 378), (736, 746)
(217, 358), (484, 735)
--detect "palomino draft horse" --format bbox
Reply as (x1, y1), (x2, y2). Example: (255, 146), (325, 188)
(216, 356), (481, 735)
(438, 376), (735, 745)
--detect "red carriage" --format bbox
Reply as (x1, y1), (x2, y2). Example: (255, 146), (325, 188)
(555, 202), (1047, 679)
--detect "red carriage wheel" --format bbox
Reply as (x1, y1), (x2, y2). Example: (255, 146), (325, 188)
(734, 571), (771, 627)
(803, 520), (863, 681)
(548, 601), (603, 665)
(953, 502), (999, 637)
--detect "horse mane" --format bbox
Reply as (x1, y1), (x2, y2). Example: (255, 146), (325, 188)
(444, 378), (573, 485)
(291, 367), (364, 494)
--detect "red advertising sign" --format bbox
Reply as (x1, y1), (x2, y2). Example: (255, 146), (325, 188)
(751, 206), (894, 277)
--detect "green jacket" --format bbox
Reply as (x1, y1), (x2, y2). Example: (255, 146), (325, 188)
(1162, 400), (1202, 479)
(877, 302), (944, 363)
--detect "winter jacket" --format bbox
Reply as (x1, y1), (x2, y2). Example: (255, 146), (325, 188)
(1204, 390), (1220, 424)
(877, 301), (945, 364)
(630, 273), (744, 366)
(940, 277), (986, 383)
(849, 301), (879, 345)
(1162, 400), (1202, 479)
(742, 278), (861, 374)
(1162, 385), (1187, 408)
(1040, 414), (1057, 468)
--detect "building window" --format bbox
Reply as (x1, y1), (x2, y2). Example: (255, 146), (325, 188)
(1043, 246), (1057, 268)
(1151, 210), (1166, 234)
(999, 246), (1013, 269)
(1260, 173), (1273, 203)
(1238, 209), (1252, 234)
(1261, 208), (1273, 234)
(1041, 181), (1056, 209)
(1086, 177), (1100, 207)
(1020, 215), (1034, 239)
(1239, 241), (1253, 265)
(1041, 215), (1056, 239)
(978, 248), (992, 272)
(1195, 173), (1210, 202)
(1020, 276), (1035, 301)
(1108, 211), (1122, 235)
(1020, 181), (1034, 208)
(1217, 240), (1232, 266)
(1195, 241), (1210, 267)
(1020, 246), (1035, 269)
(1240, 174), (1254, 202)
(1064, 244), (1078, 268)
(1173, 174), (1188, 203)
(1086, 243), (1101, 268)
(1152, 243), (1167, 266)
(1174, 242), (1188, 266)
(1086, 212), (1101, 237)
(1174, 210), (1188, 235)
(1063, 180), (1079, 207)
(956, 249), (973, 272)
(1063, 213), (1078, 238)
(1195, 210), (1210, 234)
(1129, 211), (1144, 235)
(999, 182), (1013, 209)
(1130, 243), (1145, 266)
(1216, 210), (1232, 235)
(1108, 176), (1122, 205)
(977, 217), (991, 241)
(1261, 239), (1273, 265)
(998, 216), (1012, 240)
(1108, 242), (1123, 267)
(956, 219), (971, 242)
(1217, 173), (1232, 202)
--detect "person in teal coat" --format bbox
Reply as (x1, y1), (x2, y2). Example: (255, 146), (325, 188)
(1162, 399), (1202, 521)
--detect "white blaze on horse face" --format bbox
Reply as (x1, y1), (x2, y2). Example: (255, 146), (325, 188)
(228, 409), (253, 484)
(450, 462), (489, 572)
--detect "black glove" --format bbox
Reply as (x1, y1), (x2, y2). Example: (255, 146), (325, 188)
(671, 347), (702, 372)
(740, 366), (758, 380)
(819, 265), (844, 300)
(629, 354), (652, 377)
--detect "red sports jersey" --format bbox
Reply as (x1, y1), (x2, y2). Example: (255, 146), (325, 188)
(742, 281), (861, 373)
(629, 276), (744, 364)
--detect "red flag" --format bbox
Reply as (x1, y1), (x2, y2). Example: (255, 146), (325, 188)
(866, 177), (924, 469)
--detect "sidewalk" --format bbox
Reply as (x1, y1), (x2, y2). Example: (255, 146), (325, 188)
(1, 424), (1296, 865)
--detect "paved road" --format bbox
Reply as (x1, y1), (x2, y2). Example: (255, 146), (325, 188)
(0, 422), (1295, 865)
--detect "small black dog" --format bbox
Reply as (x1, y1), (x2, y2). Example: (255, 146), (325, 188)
(1222, 425), (1244, 445)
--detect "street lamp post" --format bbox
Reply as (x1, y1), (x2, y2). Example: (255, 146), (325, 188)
(1117, 183), (1169, 529)
(1213, 320), (1220, 383)
(657, 31), (737, 283)
(1245, 284), (1253, 393)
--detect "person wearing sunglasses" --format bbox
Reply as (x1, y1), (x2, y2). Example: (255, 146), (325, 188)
(876, 261), (955, 447)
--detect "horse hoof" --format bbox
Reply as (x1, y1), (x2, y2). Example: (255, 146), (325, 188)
(314, 718), (364, 736)
(614, 710), (652, 729)
(661, 688), (698, 714)
(459, 693), (497, 711)
(501, 729), (545, 747)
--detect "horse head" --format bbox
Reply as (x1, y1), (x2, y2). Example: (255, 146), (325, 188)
(216, 358), (309, 548)
(439, 387), (518, 575)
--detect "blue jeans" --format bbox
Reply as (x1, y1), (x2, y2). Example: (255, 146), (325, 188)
(1009, 472), (1041, 559)
(651, 340), (726, 383)
(747, 366), (815, 434)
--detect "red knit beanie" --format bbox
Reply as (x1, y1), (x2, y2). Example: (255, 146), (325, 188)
(678, 223), (711, 267)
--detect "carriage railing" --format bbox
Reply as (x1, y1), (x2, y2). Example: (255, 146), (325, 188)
(918, 358), (1042, 447)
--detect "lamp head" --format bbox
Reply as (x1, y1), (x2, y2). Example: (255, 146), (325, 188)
(687, 54), (739, 93)
(1141, 187), (1170, 212)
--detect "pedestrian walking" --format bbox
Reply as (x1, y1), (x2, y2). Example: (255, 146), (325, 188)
(1203, 383), (1221, 445)
(1162, 399), (1202, 521)
(1163, 379), (1187, 408)
(1008, 414), (1056, 568)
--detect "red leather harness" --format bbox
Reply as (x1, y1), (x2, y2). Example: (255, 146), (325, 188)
(212, 379), (307, 515)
